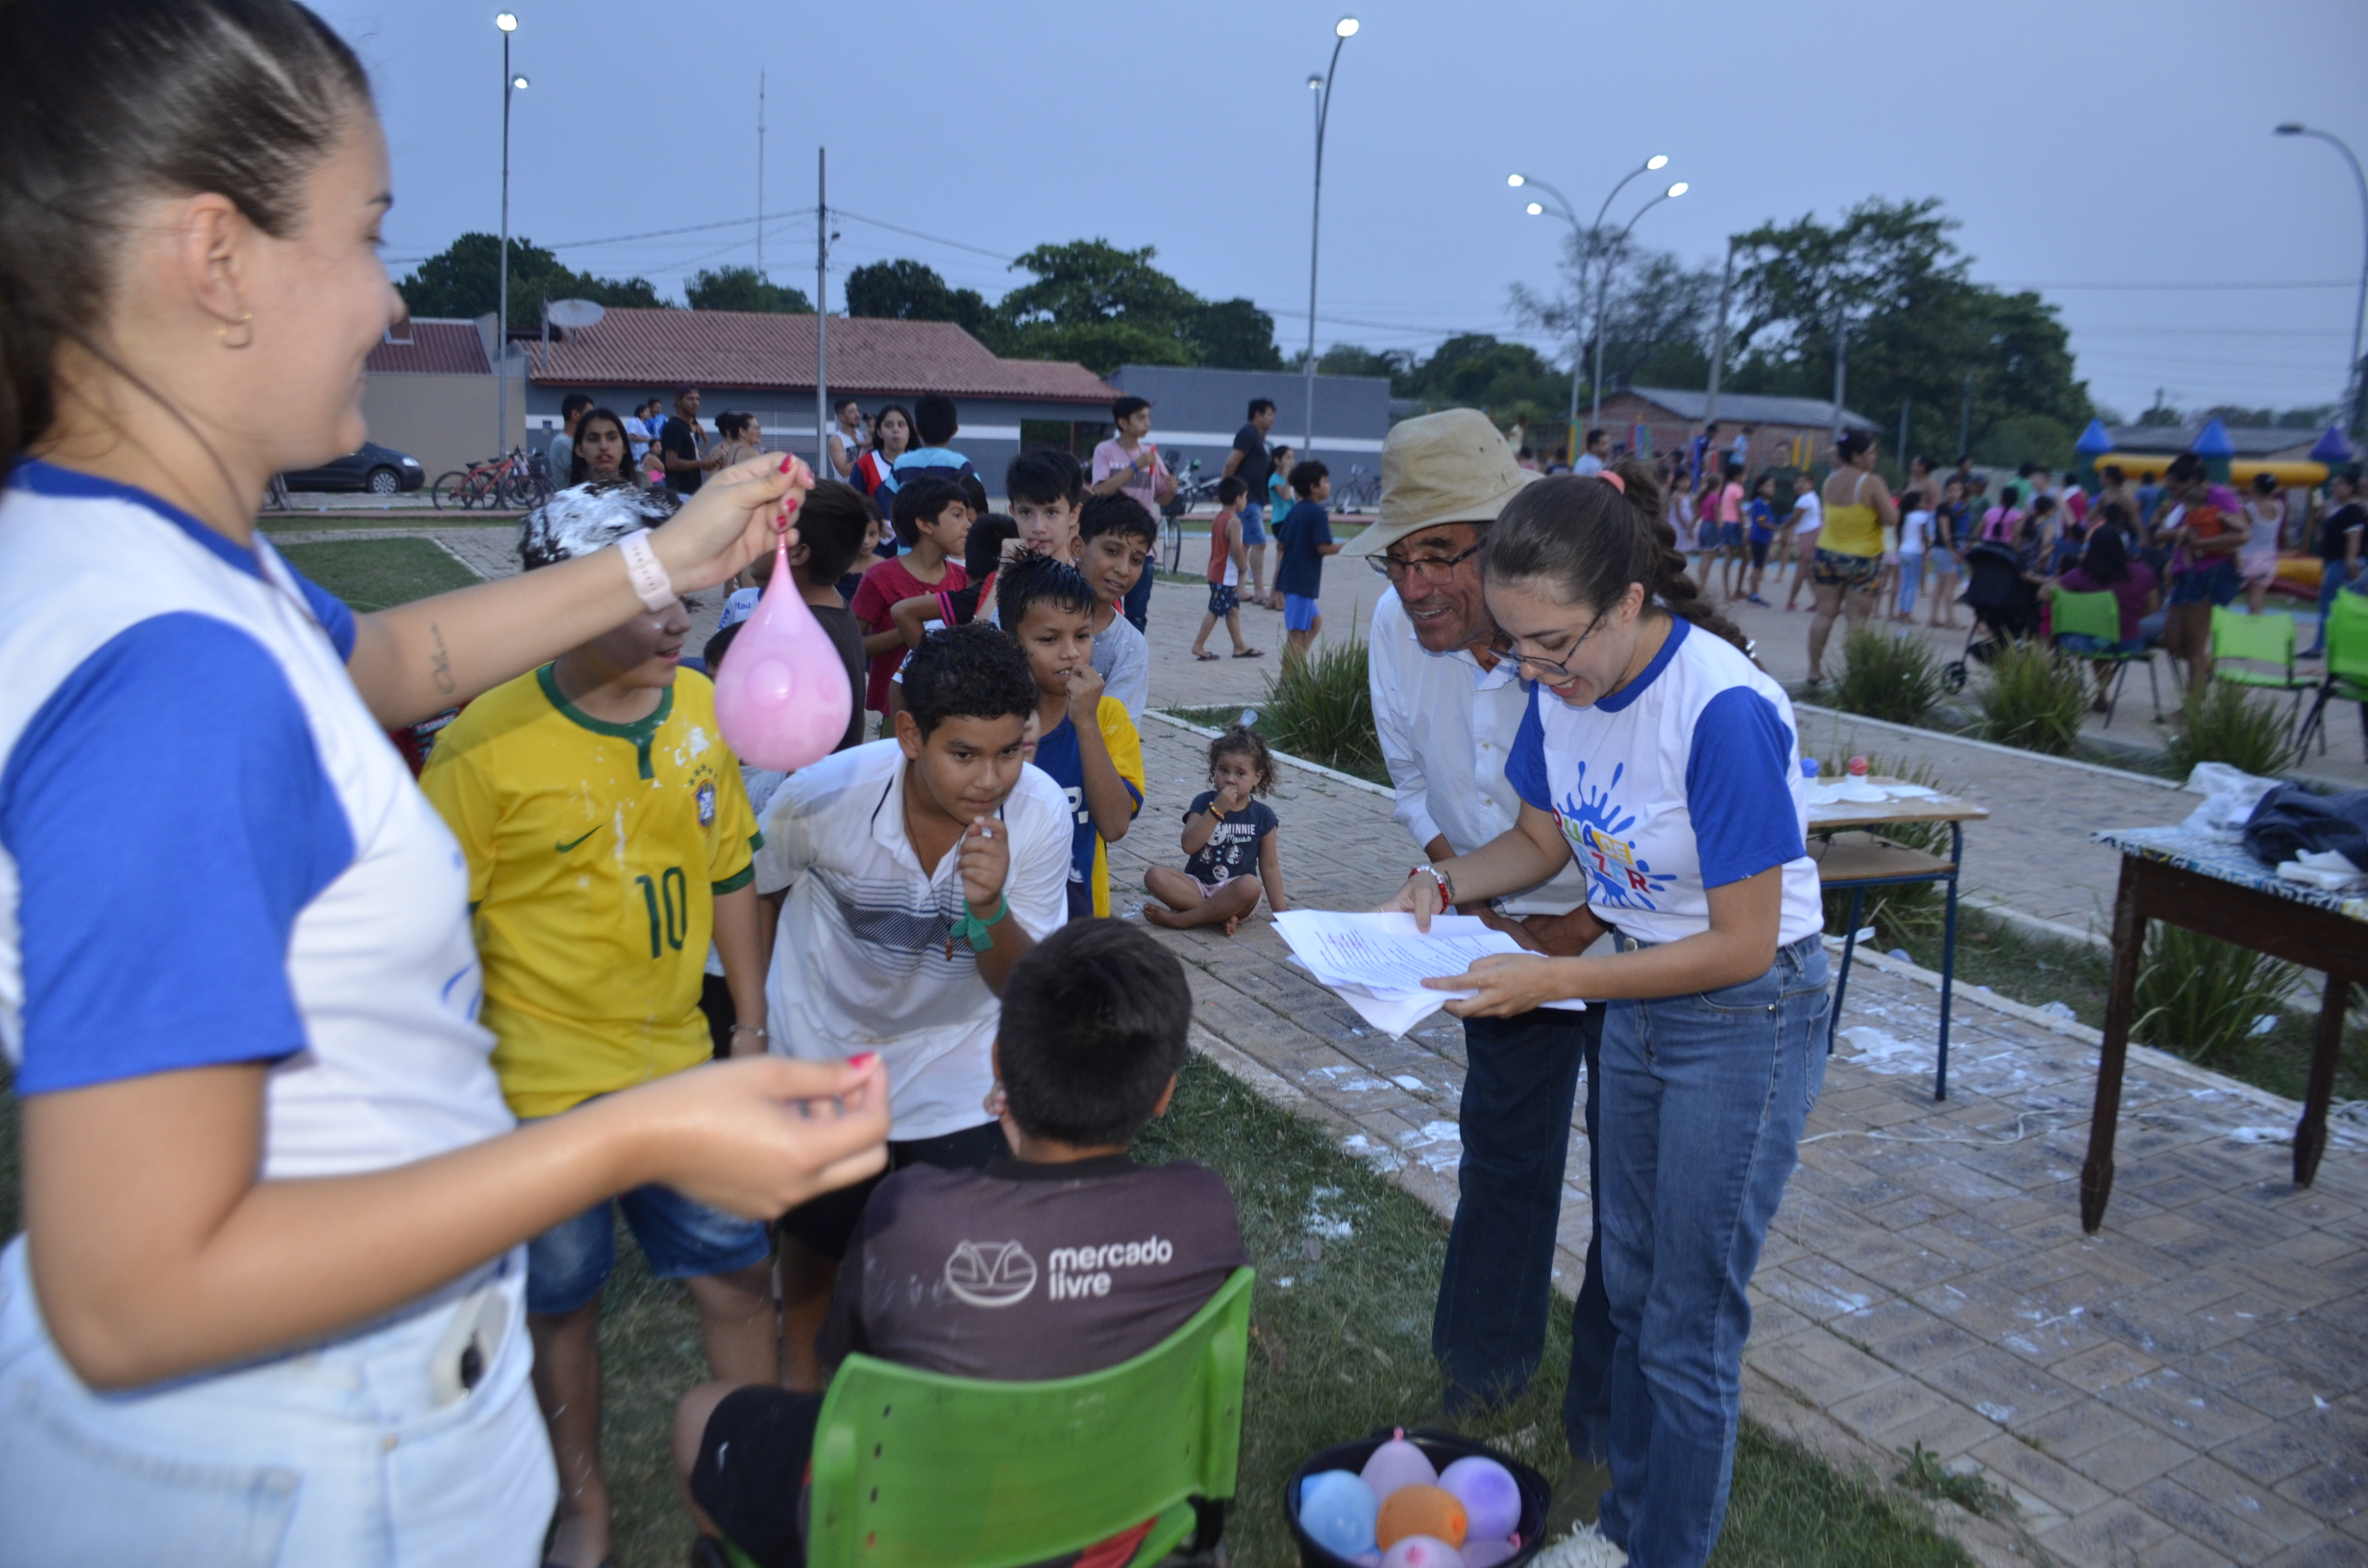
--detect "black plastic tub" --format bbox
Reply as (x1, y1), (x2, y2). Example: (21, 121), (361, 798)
(1284, 1427), (1551, 1568)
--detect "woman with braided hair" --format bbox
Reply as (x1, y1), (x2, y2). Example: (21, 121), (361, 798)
(1381, 457), (1829, 1568)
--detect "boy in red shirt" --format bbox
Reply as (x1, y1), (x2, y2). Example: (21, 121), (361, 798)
(1189, 477), (1260, 660)
(850, 478), (971, 716)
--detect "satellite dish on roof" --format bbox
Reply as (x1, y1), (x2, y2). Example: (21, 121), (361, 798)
(544, 298), (605, 330)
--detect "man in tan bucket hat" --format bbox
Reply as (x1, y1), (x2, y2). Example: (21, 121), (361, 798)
(1358, 409), (1616, 1510)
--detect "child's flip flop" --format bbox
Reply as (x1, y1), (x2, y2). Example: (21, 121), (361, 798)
(1192, 650), (1220, 661)
(1234, 649), (1265, 658)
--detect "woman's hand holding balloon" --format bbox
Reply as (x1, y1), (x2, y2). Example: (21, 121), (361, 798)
(651, 452), (815, 594)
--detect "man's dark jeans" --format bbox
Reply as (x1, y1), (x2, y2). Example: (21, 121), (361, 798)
(1432, 1003), (1612, 1461)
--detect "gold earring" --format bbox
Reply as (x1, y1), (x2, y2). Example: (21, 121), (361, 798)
(217, 312), (254, 350)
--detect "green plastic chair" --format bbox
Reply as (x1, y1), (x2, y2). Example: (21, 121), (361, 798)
(2297, 589), (2368, 760)
(2049, 587), (2157, 727)
(2208, 607), (2312, 737)
(771, 1265), (1255, 1568)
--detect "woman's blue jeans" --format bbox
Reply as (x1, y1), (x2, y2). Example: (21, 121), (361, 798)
(1594, 933), (1831, 1568)
(2307, 566), (2360, 655)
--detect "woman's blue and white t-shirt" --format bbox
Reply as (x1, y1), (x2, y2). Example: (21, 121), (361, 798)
(1506, 616), (1823, 949)
(0, 462), (515, 1179)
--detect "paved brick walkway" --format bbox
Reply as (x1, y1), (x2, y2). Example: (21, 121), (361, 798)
(1113, 715), (2367, 1568)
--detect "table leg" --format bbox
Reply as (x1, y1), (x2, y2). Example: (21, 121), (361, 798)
(2294, 970), (2353, 1189)
(2082, 860), (2146, 1234)
(1935, 823), (1961, 1103)
(1829, 887), (1865, 1055)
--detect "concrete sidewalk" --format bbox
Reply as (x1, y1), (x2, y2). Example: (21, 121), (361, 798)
(1113, 714), (2366, 1568)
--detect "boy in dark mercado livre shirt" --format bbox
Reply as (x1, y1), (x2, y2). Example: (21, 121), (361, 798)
(675, 919), (1246, 1568)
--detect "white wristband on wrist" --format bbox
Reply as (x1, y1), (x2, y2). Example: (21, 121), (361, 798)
(616, 528), (674, 612)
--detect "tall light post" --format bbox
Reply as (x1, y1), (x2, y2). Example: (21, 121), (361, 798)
(1590, 183), (1685, 439)
(1303, 16), (1358, 460)
(2275, 123), (2368, 430)
(495, 12), (527, 457)
(1510, 155), (1669, 446)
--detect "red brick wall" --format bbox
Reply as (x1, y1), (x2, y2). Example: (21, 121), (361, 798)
(1590, 393), (1838, 476)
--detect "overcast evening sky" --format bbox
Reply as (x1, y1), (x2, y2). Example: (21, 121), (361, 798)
(323, 0), (2368, 426)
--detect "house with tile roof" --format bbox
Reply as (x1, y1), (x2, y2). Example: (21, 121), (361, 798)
(521, 307), (1124, 485)
(358, 316), (515, 478)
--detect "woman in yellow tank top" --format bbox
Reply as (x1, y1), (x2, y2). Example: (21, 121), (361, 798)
(1807, 429), (1897, 683)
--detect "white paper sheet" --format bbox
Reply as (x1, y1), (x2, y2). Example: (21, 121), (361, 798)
(1272, 911), (1588, 1038)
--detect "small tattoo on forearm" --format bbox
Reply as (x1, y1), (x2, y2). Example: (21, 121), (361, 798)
(430, 625), (455, 696)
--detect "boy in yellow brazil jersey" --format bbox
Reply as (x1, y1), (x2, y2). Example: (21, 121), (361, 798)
(422, 488), (773, 1568)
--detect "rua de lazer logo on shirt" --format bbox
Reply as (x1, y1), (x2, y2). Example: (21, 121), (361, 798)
(1554, 761), (1676, 911)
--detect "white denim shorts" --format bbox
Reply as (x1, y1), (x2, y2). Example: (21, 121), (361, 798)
(0, 1236), (555, 1566)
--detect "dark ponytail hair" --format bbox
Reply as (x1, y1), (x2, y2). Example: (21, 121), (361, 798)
(1484, 459), (1752, 657)
(1835, 429), (1876, 464)
(0, 0), (371, 460)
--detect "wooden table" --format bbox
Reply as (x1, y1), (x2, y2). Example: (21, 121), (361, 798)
(1806, 782), (1991, 1100)
(2081, 825), (2368, 1233)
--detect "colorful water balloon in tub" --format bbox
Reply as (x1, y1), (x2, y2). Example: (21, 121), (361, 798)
(1297, 1469), (1380, 1559)
(1359, 1430), (1439, 1500)
(1378, 1535), (1465, 1568)
(1437, 1456), (1521, 1541)
(1377, 1483), (1468, 1550)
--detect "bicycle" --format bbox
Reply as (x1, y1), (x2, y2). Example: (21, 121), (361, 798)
(1333, 463), (1382, 513)
(433, 448), (547, 511)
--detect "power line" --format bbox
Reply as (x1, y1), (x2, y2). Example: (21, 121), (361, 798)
(383, 208), (818, 266)
(831, 208), (1019, 264)
(1999, 279), (2353, 292)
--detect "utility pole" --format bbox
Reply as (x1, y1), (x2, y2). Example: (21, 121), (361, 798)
(1830, 314), (1849, 447)
(1959, 371), (1973, 459)
(1703, 236), (1736, 445)
(755, 69), (766, 278)
(1897, 400), (1910, 472)
(815, 147), (828, 475)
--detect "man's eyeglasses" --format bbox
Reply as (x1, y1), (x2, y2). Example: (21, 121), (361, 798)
(1368, 542), (1483, 584)
(1505, 608), (1609, 680)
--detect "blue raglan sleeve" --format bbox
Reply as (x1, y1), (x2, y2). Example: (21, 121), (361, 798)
(284, 567), (358, 660)
(1505, 684), (1552, 813)
(1685, 686), (1806, 889)
(2, 615), (356, 1092)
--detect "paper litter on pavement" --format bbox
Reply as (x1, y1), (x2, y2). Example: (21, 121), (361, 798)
(1271, 910), (1587, 1039)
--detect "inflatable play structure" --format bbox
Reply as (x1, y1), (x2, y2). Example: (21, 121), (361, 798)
(2077, 418), (2357, 599)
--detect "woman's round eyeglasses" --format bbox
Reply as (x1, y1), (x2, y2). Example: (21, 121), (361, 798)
(1505, 608), (1610, 680)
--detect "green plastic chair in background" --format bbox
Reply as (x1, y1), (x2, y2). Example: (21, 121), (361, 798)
(2297, 590), (2368, 760)
(2049, 587), (2158, 727)
(771, 1265), (1254, 1568)
(2208, 607), (2313, 740)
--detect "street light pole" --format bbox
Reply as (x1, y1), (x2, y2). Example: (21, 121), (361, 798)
(1592, 183), (1686, 437)
(2275, 123), (2368, 430)
(1510, 154), (1666, 452)
(1303, 16), (1358, 460)
(495, 12), (525, 458)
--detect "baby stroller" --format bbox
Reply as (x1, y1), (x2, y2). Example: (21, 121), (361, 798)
(1940, 540), (2042, 692)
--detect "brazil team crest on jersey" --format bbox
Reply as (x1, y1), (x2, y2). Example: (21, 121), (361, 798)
(696, 780), (717, 826)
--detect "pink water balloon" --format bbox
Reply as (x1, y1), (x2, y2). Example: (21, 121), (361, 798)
(1378, 1535), (1464, 1568)
(712, 522), (852, 771)
(1360, 1431), (1439, 1502)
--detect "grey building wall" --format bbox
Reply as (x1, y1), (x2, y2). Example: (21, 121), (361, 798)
(523, 387), (1115, 497)
(1105, 366), (1391, 485)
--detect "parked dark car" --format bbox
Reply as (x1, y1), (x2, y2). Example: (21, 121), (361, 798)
(277, 441), (425, 495)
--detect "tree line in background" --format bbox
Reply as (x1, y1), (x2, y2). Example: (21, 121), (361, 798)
(397, 195), (2320, 472)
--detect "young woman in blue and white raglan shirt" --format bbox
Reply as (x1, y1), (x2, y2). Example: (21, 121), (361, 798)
(0, 3), (890, 1562)
(1383, 461), (1828, 1568)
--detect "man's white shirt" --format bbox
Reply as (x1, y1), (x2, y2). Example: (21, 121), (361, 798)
(1367, 589), (1594, 917)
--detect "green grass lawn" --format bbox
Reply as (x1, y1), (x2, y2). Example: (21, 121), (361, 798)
(0, 1055), (1970, 1568)
(276, 536), (481, 610)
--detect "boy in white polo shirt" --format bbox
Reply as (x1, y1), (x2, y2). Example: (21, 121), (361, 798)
(755, 622), (1073, 1387)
